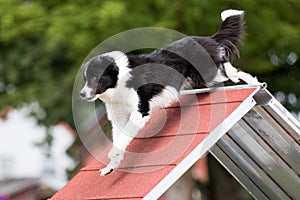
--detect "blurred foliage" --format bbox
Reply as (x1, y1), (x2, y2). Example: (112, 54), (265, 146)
(0, 0), (299, 176)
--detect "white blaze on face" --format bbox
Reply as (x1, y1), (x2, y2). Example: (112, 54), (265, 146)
(80, 82), (99, 101)
(81, 82), (93, 96)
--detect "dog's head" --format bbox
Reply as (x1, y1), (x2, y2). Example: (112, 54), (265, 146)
(80, 55), (119, 101)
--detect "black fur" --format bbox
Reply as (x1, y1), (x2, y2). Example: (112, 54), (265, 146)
(83, 12), (245, 116)
(126, 13), (245, 116)
(80, 10), (252, 176)
(212, 14), (245, 59)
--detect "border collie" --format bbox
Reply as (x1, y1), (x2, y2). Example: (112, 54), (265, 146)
(80, 9), (261, 176)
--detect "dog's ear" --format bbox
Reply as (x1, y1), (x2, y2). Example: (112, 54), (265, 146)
(101, 55), (119, 74)
(101, 55), (114, 64)
(106, 62), (119, 76)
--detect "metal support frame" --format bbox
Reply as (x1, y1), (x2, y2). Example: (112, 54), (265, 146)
(210, 88), (300, 200)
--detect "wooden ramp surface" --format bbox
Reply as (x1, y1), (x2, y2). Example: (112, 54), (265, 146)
(51, 86), (259, 200)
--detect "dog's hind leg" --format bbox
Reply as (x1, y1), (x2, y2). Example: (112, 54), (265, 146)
(100, 111), (149, 176)
(223, 62), (261, 85)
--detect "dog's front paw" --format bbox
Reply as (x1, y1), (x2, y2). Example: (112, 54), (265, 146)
(99, 147), (124, 176)
(99, 166), (113, 176)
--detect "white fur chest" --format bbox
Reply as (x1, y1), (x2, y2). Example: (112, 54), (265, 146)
(99, 86), (140, 126)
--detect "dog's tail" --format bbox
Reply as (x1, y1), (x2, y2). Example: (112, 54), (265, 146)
(212, 9), (245, 60)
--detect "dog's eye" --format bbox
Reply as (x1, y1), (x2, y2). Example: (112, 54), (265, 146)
(91, 76), (98, 81)
(89, 76), (98, 84)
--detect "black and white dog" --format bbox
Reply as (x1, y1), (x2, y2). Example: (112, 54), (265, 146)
(80, 9), (260, 176)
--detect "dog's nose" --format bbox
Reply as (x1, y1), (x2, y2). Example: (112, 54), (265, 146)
(80, 90), (86, 98)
